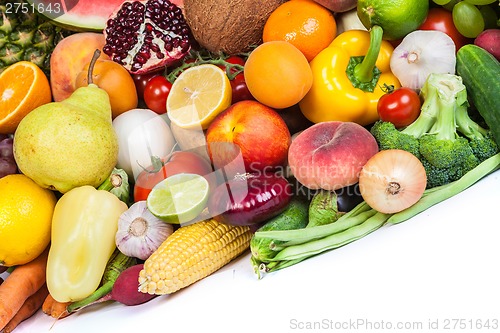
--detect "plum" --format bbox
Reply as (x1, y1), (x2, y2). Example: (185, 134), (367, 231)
(474, 29), (500, 61)
(312, 0), (357, 12)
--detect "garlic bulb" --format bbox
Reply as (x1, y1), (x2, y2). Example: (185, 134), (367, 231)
(390, 30), (456, 90)
(116, 201), (173, 260)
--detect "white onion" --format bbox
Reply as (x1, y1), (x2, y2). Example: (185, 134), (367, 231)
(390, 30), (456, 90)
(112, 108), (176, 181)
(359, 149), (427, 214)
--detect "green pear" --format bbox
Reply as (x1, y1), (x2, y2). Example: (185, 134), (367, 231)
(13, 82), (119, 193)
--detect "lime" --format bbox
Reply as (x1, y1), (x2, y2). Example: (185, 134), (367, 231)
(146, 173), (210, 224)
(357, 0), (429, 40)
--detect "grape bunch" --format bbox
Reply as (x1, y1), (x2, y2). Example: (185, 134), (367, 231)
(0, 134), (18, 178)
(432, 0), (500, 38)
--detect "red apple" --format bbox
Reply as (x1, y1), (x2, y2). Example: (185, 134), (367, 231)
(206, 100), (291, 174)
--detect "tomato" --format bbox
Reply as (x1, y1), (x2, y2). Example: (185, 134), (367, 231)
(419, 7), (471, 51)
(143, 75), (172, 114)
(133, 151), (214, 202)
(230, 73), (254, 104)
(218, 56), (254, 104)
(132, 70), (162, 100)
(377, 86), (421, 128)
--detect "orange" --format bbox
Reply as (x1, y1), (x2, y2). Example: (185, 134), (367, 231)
(263, 0), (337, 62)
(244, 41), (313, 109)
(0, 61), (52, 135)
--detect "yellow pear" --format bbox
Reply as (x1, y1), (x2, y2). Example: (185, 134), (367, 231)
(13, 52), (118, 193)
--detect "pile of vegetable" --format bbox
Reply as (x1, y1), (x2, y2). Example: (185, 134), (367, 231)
(1, 0), (500, 331)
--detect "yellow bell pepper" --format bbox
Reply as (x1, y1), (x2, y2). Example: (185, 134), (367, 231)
(46, 185), (128, 302)
(299, 26), (401, 126)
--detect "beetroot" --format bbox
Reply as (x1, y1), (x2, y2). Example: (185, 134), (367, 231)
(103, 0), (193, 74)
(112, 264), (157, 306)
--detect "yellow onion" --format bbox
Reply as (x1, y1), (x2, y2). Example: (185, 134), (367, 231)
(359, 149), (427, 214)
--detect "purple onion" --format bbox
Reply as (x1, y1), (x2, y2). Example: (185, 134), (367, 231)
(208, 172), (293, 227)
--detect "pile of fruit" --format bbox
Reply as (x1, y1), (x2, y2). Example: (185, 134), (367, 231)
(1, 0), (499, 331)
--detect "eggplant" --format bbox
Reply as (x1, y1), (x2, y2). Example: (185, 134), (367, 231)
(335, 183), (364, 213)
(208, 172), (293, 227)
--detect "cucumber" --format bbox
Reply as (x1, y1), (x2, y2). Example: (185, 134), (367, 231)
(250, 197), (309, 263)
(456, 44), (500, 146)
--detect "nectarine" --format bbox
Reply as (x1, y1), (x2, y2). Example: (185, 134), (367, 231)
(206, 100), (291, 174)
(50, 32), (110, 102)
(288, 121), (379, 190)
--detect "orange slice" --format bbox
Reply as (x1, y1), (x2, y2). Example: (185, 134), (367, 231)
(0, 61), (52, 134)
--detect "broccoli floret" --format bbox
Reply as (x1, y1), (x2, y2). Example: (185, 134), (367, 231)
(455, 103), (500, 162)
(370, 120), (420, 157)
(420, 158), (450, 189)
(419, 135), (478, 169)
(412, 73), (478, 173)
(469, 132), (499, 162)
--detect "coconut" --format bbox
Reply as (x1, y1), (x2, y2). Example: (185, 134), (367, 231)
(183, 0), (286, 55)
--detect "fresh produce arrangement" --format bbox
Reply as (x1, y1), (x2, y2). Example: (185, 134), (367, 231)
(1, 0), (500, 331)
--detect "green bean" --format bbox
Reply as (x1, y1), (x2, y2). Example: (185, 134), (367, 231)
(254, 201), (374, 246)
(270, 212), (390, 262)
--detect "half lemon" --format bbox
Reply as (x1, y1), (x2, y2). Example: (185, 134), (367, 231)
(166, 64), (232, 130)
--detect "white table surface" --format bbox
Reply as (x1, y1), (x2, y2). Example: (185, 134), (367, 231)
(7, 171), (500, 333)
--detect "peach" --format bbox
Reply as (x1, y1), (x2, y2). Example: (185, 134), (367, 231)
(206, 100), (291, 174)
(288, 121), (379, 190)
(50, 32), (110, 102)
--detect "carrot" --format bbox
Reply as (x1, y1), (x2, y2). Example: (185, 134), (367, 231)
(41, 294), (70, 319)
(0, 247), (49, 331)
(3, 283), (49, 333)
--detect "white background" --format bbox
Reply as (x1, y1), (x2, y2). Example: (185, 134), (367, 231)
(6, 171), (500, 333)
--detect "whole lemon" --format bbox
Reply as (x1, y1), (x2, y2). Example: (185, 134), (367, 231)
(0, 174), (57, 267)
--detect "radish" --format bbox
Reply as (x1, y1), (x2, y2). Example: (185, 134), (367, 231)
(112, 264), (157, 306)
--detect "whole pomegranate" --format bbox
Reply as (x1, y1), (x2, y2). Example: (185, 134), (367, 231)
(103, 0), (193, 74)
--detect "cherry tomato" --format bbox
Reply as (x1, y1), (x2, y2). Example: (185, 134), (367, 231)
(218, 56), (254, 104)
(143, 75), (172, 114)
(133, 151), (215, 202)
(419, 7), (472, 51)
(377, 86), (421, 128)
(230, 73), (254, 104)
(132, 70), (162, 100)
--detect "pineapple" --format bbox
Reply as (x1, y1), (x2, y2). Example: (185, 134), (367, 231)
(0, 0), (72, 75)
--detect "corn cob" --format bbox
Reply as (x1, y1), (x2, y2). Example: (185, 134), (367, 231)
(138, 219), (252, 295)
